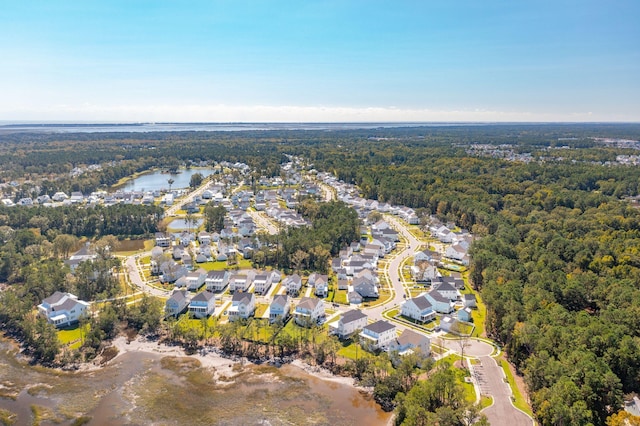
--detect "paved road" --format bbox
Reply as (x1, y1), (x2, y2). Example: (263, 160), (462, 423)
(364, 215), (422, 322)
(124, 253), (170, 298)
(475, 356), (534, 426)
(440, 337), (494, 357)
(247, 208), (279, 234)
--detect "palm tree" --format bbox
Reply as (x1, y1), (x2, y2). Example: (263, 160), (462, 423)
(167, 178), (175, 192)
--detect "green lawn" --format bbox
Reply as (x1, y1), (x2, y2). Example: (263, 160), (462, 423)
(57, 324), (90, 350)
(337, 341), (373, 360)
(199, 258), (253, 271)
(500, 358), (533, 417)
(254, 303), (268, 318)
(333, 289), (348, 304)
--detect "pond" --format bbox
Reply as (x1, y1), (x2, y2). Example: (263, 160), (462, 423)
(168, 218), (204, 231)
(118, 168), (217, 192)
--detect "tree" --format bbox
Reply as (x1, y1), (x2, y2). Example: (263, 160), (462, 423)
(189, 172), (204, 189)
(204, 204), (226, 233)
(53, 234), (78, 259)
(167, 178), (175, 191)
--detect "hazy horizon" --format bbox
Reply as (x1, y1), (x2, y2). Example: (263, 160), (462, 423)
(1, 1), (638, 122)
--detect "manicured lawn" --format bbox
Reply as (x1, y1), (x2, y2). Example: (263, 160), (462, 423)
(333, 289), (348, 304)
(254, 303), (268, 318)
(199, 258), (253, 271)
(57, 324), (89, 349)
(500, 358), (533, 417)
(337, 341), (373, 360)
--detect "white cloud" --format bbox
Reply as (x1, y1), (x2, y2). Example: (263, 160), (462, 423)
(0, 103), (633, 122)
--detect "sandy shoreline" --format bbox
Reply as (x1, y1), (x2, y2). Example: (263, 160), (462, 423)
(107, 336), (362, 390)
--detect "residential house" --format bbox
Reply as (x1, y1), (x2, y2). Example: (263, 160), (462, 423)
(159, 261), (187, 283)
(457, 307), (473, 322)
(337, 279), (349, 290)
(185, 268), (207, 291)
(165, 289), (190, 317)
(353, 276), (379, 299)
(439, 315), (461, 334)
(188, 291), (216, 318)
(425, 290), (454, 314)
(445, 243), (468, 263)
(411, 261), (440, 282)
(253, 273), (273, 295)
(37, 292), (90, 328)
(70, 191), (84, 203)
(360, 320), (397, 352)
(205, 270), (230, 292)
(401, 295), (436, 323)
(65, 243), (98, 273)
(229, 270), (256, 292)
(269, 294), (291, 323)
(348, 291), (363, 305)
(389, 329), (431, 357)
(329, 309), (368, 339)
(294, 297), (325, 326)
(462, 293), (477, 308)
(198, 231), (212, 245)
(228, 292), (256, 321)
(432, 281), (458, 301)
(284, 274), (302, 295)
(313, 275), (329, 298)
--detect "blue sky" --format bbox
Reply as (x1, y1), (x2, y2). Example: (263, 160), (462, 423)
(1, 1), (638, 122)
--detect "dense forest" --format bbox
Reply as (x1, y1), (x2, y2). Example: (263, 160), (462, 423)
(1, 124), (640, 424)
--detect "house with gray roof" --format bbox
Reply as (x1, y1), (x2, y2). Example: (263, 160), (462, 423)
(360, 320), (397, 352)
(188, 291), (216, 318)
(389, 329), (431, 356)
(294, 297), (325, 327)
(269, 294), (290, 323)
(401, 295), (436, 323)
(205, 270), (230, 292)
(37, 292), (90, 328)
(165, 289), (190, 317)
(228, 292), (256, 321)
(329, 309), (368, 339)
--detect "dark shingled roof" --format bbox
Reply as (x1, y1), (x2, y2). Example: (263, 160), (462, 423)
(364, 320), (395, 334)
(341, 309), (367, 324)
(409, 296), (433, 311)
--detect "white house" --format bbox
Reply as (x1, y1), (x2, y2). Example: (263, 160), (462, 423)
(228, 292), (256, 321)
(165, 289), (190, 317)
(425, 290), (454, 314)
(37, 292), (90, 328)
(284, 274), (302, 295)
(269, 294), (290, 323)
(411, 261), (440, 282)
(205, 270), (230, 292)
(389, 329), (431, 357)
(329, 309), (368, 339)
(314, 275), (329, 298)
(432, 281), (459, 301)
(401, 295), (436, 323)
(360, 320), (397, 352)
(229, 270), (256, 292)
(294, 297), (325, 326)
(445, 243), (467, 262)
(188, 291), (216, 318)
(155, 232), (172, 248)
(253, 273), (273, 295)
(462, 293), (477, 308)
(185, 268), (207, 291)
